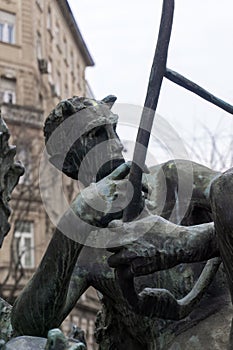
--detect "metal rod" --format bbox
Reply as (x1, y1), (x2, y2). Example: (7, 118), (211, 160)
(165, 68), (233, 115)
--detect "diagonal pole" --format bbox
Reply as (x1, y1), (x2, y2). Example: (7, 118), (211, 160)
(165, 68), (233, 115)
(117, 0), (175, 309)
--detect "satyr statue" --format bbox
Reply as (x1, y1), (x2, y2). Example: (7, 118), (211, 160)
(9, 96), (231, 349)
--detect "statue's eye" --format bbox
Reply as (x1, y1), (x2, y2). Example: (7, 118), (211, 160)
(94, 127), (106, 138)
(92, 126), (108, 139)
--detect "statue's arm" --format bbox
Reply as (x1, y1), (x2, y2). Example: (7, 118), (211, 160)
(108, 213), (221, 320)
(108, 214), (219, 276)
(11, 210), (91, 337)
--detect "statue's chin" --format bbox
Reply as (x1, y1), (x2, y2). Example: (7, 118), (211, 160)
(96, 158), (125, 182)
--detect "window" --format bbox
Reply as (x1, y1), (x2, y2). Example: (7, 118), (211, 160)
(0, 11), (15, 44)
(0, 77), (16, 104)
(8, 24), (14, 43)
(55, 71), (61, 96)
(64, 84), (68, 98)
(0, 23), (4, 41)
(77, 62), (80, 75)
(36, 0), (43, 11)
(70, 51), (74, 73)
(63, 38), (68, 62)
(39, 93), (43, 109)
(48, 58), (53, 84)
(36, 31), (42, 59)
(55, 22), (61, 49)
(14, 221), (35, 268)
(88, 320), (95, 347)
(4, 91), (14, 103)
(47, 7), (52, 30)
(81, 318), (88, 333)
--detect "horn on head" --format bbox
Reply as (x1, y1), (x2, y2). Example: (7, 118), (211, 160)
(101, 95), (117, 109)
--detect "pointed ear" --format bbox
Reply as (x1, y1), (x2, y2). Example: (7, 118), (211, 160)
(101, 95), (117, 109)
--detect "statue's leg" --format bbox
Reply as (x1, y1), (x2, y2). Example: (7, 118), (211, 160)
(210, 169), (233, 349)
(60, 265), (90, 321)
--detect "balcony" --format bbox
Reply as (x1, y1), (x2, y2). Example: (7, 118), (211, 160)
(0, 103), (44, 128)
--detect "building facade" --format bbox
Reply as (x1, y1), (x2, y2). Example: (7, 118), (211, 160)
(0, 1), (99, 349)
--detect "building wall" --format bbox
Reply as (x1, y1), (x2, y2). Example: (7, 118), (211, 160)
(0, 1), (99, 349)
(0, 0), (93, 113)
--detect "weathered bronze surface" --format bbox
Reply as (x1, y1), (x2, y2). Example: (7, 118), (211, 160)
(1, 0), (233, 348)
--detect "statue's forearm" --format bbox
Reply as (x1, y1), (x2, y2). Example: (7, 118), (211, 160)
(130, 219), (219, 276)
(167, 222), (219, 265)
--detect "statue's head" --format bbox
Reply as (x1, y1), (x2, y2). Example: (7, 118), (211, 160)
(44, 96), (125, 185)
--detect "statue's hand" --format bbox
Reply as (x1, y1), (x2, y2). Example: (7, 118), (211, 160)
(107, 213), (170, 276)
(71, 162), (147, 227)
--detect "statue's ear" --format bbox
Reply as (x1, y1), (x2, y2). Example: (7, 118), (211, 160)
(101, 95), (117, 109)
(49, 154), (79, 179)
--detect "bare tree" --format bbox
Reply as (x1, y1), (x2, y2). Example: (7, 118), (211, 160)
(186, 120), (233, 172)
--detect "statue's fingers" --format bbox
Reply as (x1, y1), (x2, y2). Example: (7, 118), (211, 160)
(107, 161), (131, 180)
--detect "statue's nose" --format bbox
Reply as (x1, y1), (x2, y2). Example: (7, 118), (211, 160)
(106, 125), (124, 153)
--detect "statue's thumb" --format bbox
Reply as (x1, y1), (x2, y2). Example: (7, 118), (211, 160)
(108, 220), (122, 229)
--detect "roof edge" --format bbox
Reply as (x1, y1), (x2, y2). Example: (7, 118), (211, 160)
(58, 0), (94, 67)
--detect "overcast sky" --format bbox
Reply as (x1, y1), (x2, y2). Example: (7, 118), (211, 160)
(67, 0), (233, 166)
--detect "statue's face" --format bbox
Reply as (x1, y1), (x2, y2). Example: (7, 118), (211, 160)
(63, 110), (125, 186)
(45, 96), (125, 186)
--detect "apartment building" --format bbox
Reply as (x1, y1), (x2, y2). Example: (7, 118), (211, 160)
(0, 1), (99, 348)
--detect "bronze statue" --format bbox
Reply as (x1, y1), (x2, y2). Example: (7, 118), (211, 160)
(10, 96), (229, 349)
